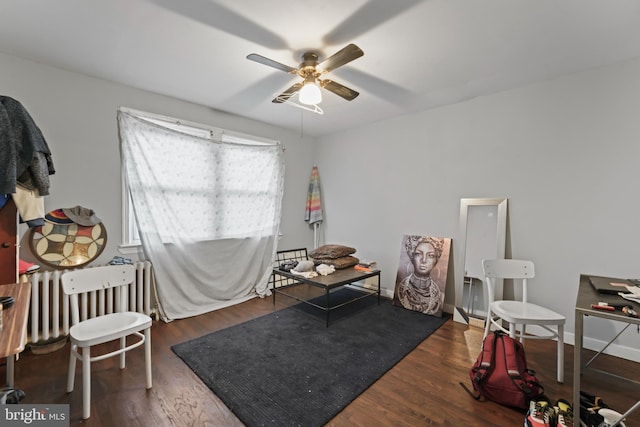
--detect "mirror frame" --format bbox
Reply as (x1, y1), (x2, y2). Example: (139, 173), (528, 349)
(453, 197), (508, 325)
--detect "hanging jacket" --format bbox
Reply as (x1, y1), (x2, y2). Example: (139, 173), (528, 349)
(0, 96), (55, 195)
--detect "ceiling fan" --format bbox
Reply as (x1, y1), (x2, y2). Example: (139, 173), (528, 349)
(247, 43), (364, 107)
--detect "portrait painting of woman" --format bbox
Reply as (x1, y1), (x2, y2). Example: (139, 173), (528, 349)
(393, 235), (452, 317)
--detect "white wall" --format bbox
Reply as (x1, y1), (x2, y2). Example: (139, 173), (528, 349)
(0, 51), (316, 265)
(315, 57), (640, 361)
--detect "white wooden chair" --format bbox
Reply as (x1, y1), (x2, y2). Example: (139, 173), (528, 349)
(61, 264), (152, 419)
(482, 259), (565, 382)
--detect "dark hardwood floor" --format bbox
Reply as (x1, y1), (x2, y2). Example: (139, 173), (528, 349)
(8, 287), (640, 426)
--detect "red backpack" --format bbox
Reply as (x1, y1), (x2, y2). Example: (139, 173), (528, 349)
(463, 330), (544, 409)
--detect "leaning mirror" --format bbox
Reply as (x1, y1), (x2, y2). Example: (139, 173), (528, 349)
(453, 198), (508, 325)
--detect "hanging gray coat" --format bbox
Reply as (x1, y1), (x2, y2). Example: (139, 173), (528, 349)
(0, 96), (55, 195)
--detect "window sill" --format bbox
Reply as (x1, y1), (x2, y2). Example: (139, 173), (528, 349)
(118, 244), (142, 255)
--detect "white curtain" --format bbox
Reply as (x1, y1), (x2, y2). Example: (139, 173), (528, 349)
(117, 109), (285, 321)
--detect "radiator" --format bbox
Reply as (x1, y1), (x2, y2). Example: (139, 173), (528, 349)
(27, 261), (155, 345)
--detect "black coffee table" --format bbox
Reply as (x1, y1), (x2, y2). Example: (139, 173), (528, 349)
(271, 267), (381, 327)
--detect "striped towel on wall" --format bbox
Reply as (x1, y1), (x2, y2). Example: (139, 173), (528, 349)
(304, 165), (323, 225)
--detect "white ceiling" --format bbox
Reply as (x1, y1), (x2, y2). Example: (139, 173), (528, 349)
(2, 0), (640, 137)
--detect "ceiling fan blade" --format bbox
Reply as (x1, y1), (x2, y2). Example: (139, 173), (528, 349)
(318, 44), (364, 73)
(321, 80), (360, 101)
(272, 83), (303, 103)
(247, 53), (297, 73)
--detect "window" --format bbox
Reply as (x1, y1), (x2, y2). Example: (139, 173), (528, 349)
(119, 109), (279, 251)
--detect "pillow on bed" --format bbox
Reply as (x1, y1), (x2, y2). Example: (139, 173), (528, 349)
(309, 244), (356, 259)
(311, 255), (359, 269)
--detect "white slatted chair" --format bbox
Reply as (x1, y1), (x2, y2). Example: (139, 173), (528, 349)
(482, 259), (565, 383)
(61, 265), (152, 419)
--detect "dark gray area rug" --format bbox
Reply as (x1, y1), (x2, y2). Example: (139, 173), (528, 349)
(171, 288), (448, 427)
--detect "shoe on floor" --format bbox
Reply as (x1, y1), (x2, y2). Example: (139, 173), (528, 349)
(555, 399), (574, 427)
(598, 408), (626, 427)
(579, 391), (608, 410)
(525, 395), (555, 427)
(579, 391), (608, 427)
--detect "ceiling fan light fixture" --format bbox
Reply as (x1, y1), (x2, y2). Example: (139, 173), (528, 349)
(299, 80), (322, 105)
(248, 44), (363, 107)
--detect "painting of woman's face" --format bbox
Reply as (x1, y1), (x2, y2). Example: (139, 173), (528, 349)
(412, 242), (438, 277)
(393, 234), (452, 317)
